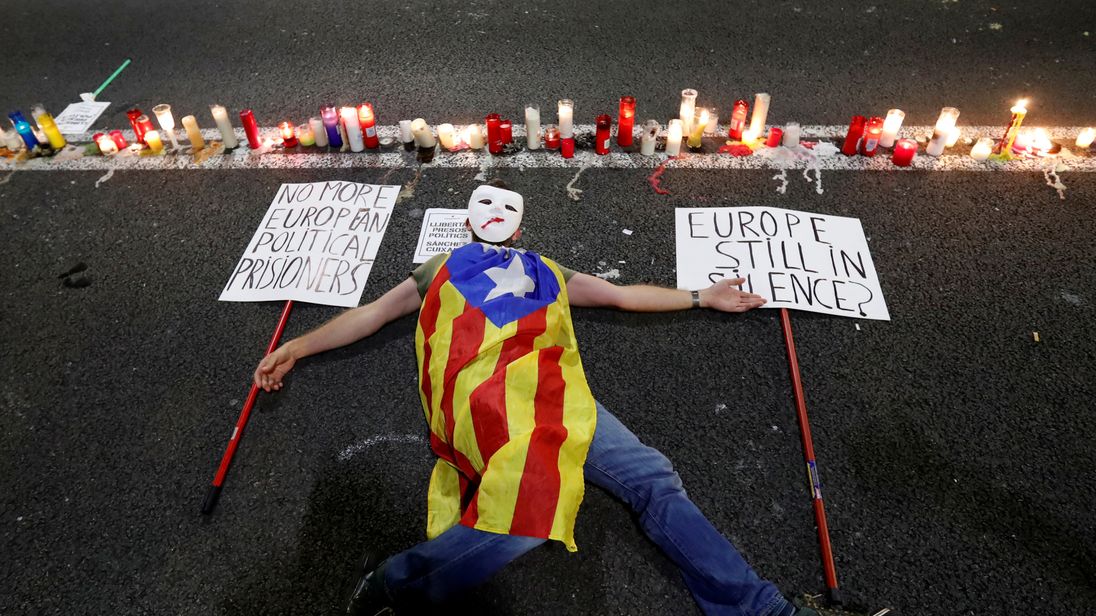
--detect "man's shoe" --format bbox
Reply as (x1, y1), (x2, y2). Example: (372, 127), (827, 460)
(345, 552), (395, 616)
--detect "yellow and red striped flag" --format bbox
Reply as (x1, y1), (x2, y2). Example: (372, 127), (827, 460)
(415, 243), (596, 552)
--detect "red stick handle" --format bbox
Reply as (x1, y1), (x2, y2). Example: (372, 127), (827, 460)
(201, 300), (295, 515)
(779, 308), (842, 605)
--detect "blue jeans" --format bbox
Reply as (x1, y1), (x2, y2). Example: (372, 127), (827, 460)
(375, 401), (791, 616)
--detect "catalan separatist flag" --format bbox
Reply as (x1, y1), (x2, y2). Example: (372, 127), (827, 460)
(415, 243), (596, 552)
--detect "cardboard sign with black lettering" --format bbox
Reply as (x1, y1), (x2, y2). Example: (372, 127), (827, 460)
(675, 206), (889, 320)
(220, 181), (400, 307)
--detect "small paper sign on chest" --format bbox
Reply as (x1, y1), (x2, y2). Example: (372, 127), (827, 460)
(220, 181), (399, 308)
(675, 206), (889, 320)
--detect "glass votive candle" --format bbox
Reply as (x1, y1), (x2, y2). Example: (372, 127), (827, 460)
(892, 139), (917, 166)
(279, 121), (298, 147)
(296, 122), (316, 146)
(109, 130), (128, 149)
(704, 108), (719, 135)
(543, 124), (561, 149)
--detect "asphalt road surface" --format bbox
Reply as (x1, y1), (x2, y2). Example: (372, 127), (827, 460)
(2, 1), (1095, 615)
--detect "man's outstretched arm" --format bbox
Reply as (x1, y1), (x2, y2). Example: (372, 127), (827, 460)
(254, 278), (421, 391)
(567, 273), (766, 313)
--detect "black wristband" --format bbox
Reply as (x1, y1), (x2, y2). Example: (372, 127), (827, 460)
(691, 289), (701, 309)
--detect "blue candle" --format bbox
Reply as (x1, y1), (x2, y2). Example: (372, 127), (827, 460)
(320, 104), (342, 148)
(8, 110), (29, 125)
(12, 120), (40, 149)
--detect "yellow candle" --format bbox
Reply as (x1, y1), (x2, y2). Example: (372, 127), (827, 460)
(32, 105), (67, 150)
(144, 129), (164, 153)
(1075, 127), (1095, 148)
(182, 115), (204, 150)
(687, 109), (709, 148)
(999, 99), (1027, 155)
(296, 122), (316, 146)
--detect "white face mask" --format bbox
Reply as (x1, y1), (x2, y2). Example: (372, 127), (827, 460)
(467, 185), (524, 243)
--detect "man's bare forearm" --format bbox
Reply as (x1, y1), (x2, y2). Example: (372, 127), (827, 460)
(281, 278), (421, 360)
(615, 284), (696, 312)
(284, 305), (389, 360)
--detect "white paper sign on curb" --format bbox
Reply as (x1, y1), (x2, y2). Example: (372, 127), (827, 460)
(413, 208), (472, 263)
(221, 181), (400, 308)
(675, 206), (889, 321)
(54, 101), (111, 134)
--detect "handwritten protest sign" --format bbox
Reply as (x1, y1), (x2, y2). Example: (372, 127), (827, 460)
(676, 206), (889, 320)
(220, 181), (399, 308)
(54, 101), (111, 134)
(413, 208), (472, 263)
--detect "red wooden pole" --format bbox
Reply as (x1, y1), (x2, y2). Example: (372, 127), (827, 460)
(778, 308), (842, 606)
(201, 300), (295, 515)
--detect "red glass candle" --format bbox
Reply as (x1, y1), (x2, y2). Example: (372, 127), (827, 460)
(109, 130), (128, 149)
(892, 139), (917, 166)
(500, 119), (513, 144)
(841, 115), (866, 156)
(543, 125), (561, 149)
(729, 99), (749, 140)
(765, 127), (783, 147)
(561, 137), (575, 158)
(126, 109), (147, 144)
(859, 116), (884, 157)
(137, 115), (155, 143)
(240, 109), (261, 149)
(357, 103), (380, 148)
(595, 114), (612, 154)
(279, 121), (298, 147)
(617, 96), (636, 146)
(92, 133), (107, 152)
(485, 113), (503, 154)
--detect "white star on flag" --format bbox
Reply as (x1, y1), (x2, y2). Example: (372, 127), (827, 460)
(483, 255), (536, 301)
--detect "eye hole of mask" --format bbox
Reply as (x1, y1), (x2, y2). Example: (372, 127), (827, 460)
(504, 204), (518, 212)
(478, 198), (493, 205)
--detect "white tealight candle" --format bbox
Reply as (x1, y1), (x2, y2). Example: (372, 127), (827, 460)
(210, 105), (238, 149)
(679, 89), (698, 135)
(747, 93), (771, 141)
(411, 118), (436, 148)
(558, 99), (574, 139)
(96, 134), (118, 155)
(926, 107), (960, 157)
(152, 104), (179, 149)
(880, 109), (905, 148)
(704, 108), (719, 135)
(665, 119), (683, 156)
(437, 123), (456, 150)
(782, 122), (801, 148)
(1075, 127), (1095, 148)
(525, 105), (541, 150)
(310, 117), (328, 147)
(340, 107), (364, 152)
(640, 120), (659, 156)
(399, 120), (414, 145)
(465, 124), (484, 149)
(970, 137), (993, 161)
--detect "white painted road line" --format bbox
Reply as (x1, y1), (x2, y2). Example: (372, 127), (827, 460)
(2, 125), (1093, 172)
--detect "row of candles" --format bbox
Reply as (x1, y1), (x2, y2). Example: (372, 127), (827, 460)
(5, 94), (1096, 166)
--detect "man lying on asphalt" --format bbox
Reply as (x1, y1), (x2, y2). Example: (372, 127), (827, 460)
(255, 179), (822, 616)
